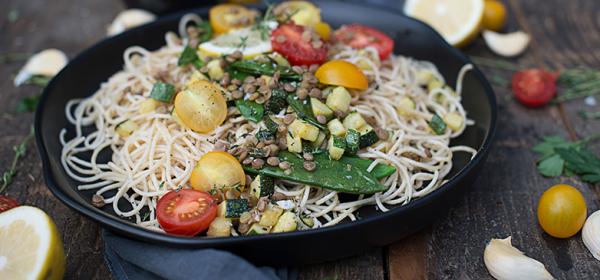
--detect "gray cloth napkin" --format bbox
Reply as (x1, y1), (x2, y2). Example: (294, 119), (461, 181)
(103, 230), (296, 280)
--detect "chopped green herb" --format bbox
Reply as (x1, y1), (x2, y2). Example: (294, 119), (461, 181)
(428, 113), (447, 135)
(235, 99), (264, 123)
(236, 36), (249, 50)
(16, 94), (40, 113)
(532, 134), (600, 183)
(150, 82), (176, 103)
(178, 45), (200, 67)
(196, 21), (213, 44)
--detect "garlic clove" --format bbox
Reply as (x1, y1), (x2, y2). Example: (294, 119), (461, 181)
(582, 210), (600, 261)
(14, 49), (68, 86)
(484, 236), (555, 280)
(107, 9), (156, 36)
(483, 30), (530, 57)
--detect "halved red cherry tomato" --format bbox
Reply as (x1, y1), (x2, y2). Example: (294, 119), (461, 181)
(333, 24), (394, 60)
(156, 189), (217, 236)
(271, 23), (328, 66)
(512, 69), (558, 107)
(0, 195), (19, 213)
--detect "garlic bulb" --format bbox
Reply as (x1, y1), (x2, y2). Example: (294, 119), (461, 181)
(582, 210), (600, 261)
(14, 49), (67, 86)
(107, 9), (156, 36)
(483, 30), (530, 57)
(484, 236), (554, 280)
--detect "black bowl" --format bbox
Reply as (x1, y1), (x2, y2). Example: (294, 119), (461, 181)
(35, 1), (496, 265)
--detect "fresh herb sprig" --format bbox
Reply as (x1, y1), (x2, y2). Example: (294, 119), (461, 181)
(0, 127), (34, 193)
(578, 110), (600, 120)
(252, 4), (275, 40)
(532, 133), (600, 183)
(16, 95), (41, 113)
(470, 56), (600, 103)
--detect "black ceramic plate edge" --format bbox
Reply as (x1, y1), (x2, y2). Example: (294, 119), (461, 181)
(35, 1), (497, 264)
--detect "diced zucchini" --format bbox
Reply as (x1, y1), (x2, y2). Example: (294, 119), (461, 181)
(326, 86), (352, 113)
(266, 89), (287, 113)
(343, 112), (367, 131)
(271, 211), (297, 233)
(259, 75), (272, 86)
(259, 205), (284, 227)
(345, 129), (360, 155)
(288, 119), (319, 141)
(313, 131), (327, 146)
(444, 112), (464, 131)
(286, 132), (303, 153)
(206, 217), (232, 237)
(206, 59), (224, 80)
(187, 70), (208, 87)
(310, 98), (334, 119)
(396, 97), (416, 117)
(250, 175), (275, 199)
(263, 115), (279, 133)
(269, 52), (290, 67)
(116, 120), (138, 137)
(217, 199), (250, 218)
(256, 129), (274, 141)
(246, 224), (270, 235)
(300, 215), (315, 228)
(416, 70), (434, 85)
(427, 78), (443, 92)
(171, 109), (187, 127)
(321, 86), (335, 99)
(139, 99), (160, 114)
(327, 118), (346, 137)
(328, 136), (346, 160)
(359, 129), (379, 148)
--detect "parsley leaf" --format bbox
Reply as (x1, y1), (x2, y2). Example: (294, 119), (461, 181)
(532, 134), (600, 183)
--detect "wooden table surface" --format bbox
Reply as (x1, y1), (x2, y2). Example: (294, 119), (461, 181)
(1, 0), (600, 279)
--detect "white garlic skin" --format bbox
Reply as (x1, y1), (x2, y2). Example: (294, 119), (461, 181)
(14, 48), (67, 86)
(582, 210), (600, 261)
(107, 9), (156, 36)
(483, 30), (530, 57)
(484, 236), (555, 280)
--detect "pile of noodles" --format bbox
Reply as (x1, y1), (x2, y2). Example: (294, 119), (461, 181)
(60, 15), (477, 232)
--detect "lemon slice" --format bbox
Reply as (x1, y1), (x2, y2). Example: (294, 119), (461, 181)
(404, 0), (484, 47)
(0, 206), (65, 280)
(199, 22), (277, 59)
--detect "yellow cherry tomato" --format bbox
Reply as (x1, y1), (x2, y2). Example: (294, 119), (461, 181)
(314, 22), (331, 41)
(190, 151), (246, 192)
(537, 184), (587, 238)
(315, 60), (369, 90)
(209, 4), (257, 35)
(273, 1), (321, 27)
(174, 80), (227, 133)
(482, 0), (507, 32)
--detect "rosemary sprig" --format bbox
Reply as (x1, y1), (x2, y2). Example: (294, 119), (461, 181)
(236, 36), (249, 50)
(0, 127), (34, 193)
(578, 110), (600, 120)
(469, 56), (522, 72)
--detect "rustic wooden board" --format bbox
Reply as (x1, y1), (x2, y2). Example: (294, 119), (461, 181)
(2, 0), (600, 279)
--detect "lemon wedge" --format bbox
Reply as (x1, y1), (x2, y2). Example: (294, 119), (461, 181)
(404, 0), (484, 47)
(198, 22), (276, 59)
(0, 206), (65, 280)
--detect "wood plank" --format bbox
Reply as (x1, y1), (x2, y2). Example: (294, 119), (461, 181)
(387, 230), (429, 280)
(298, 248), (385, 280)
(0, 0), (123, 278)
(511, 0), (600, 276)
(424, 0), (600, 279)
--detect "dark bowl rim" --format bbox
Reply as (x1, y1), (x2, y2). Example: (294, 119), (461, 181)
(34, 1), (497, 246)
